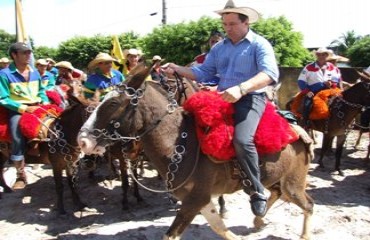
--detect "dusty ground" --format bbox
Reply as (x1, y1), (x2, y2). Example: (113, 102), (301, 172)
(1, 130), (370, 240)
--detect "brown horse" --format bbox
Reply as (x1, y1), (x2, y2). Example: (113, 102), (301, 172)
(77, 66), (314, 240)
(288, 75), (370, 176)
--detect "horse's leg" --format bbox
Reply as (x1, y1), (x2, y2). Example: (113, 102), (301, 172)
(132, 164), (143, 203)
(0, 154), (12, 194)
(66, 162), (87, 211)
(318, 135), (334, 169)
(253, 184), (282, 229)
(334, 135), (346, 176)
(200, 201), (240, 240)
(282, 180), (314, 240)
(218, 195), (228, 218)
(354, 129), (363, 149)
(164, 194), (212, 240)
(119, 158), (129, 210)
(51, 162), (67, 214)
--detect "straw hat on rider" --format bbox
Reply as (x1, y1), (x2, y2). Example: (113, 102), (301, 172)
(87, 52), (118, 70)
(35, 59), (48, 66)
(46, 58), (56, 64)
(0, 57), (10, 63)
(55, 61), (75, 71)
(326, 54), (349, 63)
(123, 48), (143, 59)
(314, 47), (333, 56)
(152, 55), (165, 62)
(215, 0), (260, 23)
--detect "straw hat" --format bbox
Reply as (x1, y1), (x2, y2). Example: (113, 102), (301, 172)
(314, 47), (332, 55)
(152, 55), (165, 62)
(88, 52), (118, 70)
(326, 54), (349, 63)
(0, 57), (10, 63)
(215, 0), (260, 23)
(35, 59), (48, 66)
(55, 61), (75, 71)
(46, 58), (56, 64)
(123, 48), (142, 58)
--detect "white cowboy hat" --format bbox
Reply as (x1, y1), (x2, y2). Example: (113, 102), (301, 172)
(215, 0), (260, 23)
(55, 61), (75, 71)
(88, 52), (118, 70)
(314, 47), (332, 55)
(35, 59), (48, 66)
(123, 48), (143, 59)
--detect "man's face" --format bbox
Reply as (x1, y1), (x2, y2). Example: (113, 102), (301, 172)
(36, 64), (47, 74)
(12, 50), (32, 65)
(98, 61), (113, 73)
(316, 52), (328, 64)
(128, 54), (139, 66)
(222, 13), (249, 43)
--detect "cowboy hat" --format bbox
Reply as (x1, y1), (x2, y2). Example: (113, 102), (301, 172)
(326, 54), (349, 63)
(88, 52), (118, 70)
(46, 58), (56, 64)
(123, 48), (143, 59)
(314, 47), (332, 55)
(55, 61), (75, 71)
(35, 59), (48, 66)
(0, 57), (10, 63)
(357, 69), (370, 82)
(215, 0), (260, 23)
(152, 55), (165, 62)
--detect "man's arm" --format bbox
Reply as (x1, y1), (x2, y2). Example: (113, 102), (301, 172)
(162, 63), (196, 80)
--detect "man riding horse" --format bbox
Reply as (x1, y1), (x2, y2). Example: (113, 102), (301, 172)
(0, 42), (50, 189)
(297, 47), (341, 129)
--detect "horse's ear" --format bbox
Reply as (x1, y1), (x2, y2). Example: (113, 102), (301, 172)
(356, 70), (370, 82)
(126, 61), (156, 90)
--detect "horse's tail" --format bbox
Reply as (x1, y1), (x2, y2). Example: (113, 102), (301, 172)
(290, 124), (315, 163)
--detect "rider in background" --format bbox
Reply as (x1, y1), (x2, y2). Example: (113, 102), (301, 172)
(0, 57), (10, 70)
(35, 59), (56, 90)
(84, 52), (125, 101)
(0, 42), (49, 190)
(297, 47), (341, 128)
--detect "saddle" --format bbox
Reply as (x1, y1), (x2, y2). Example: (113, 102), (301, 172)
(290, 88), (342, 120)
(183, 91), (300, 161)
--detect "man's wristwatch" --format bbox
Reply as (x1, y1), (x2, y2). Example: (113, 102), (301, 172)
(238, 83), (248, 95)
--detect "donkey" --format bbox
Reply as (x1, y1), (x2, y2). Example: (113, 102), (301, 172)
(77, 66), (315, 240)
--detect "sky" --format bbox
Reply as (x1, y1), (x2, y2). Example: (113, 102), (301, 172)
(0, 0), (369, 49)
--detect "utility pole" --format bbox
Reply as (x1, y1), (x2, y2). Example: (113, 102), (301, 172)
(162, 0), (167, 25)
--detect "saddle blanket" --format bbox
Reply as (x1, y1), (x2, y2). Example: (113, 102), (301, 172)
(290, 88), (342, 120)
(0, 104), (63, 142)
(183, 91), (299, 161)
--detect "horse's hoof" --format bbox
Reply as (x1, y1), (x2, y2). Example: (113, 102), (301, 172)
(253, 217), (266, 230)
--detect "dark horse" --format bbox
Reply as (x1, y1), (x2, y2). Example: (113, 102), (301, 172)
(77, 66), (315, 240)
(0, 94), (143, 212)
(288, 74), (370, 176)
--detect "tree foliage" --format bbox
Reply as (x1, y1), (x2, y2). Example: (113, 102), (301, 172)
(346, 36), (370, 67)
(253, 16), (313, 66)
(329, 30), (362, 56)
(33, 46), (58, 60)
(141, 17), (222, 65)
(0, 29), (16, 57)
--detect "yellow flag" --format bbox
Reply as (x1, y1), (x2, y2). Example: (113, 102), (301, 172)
(111, 36), (127, 74)
(15, 0), (34, 65)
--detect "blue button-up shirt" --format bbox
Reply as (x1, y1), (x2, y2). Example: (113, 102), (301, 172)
(191, 30), (279, 92)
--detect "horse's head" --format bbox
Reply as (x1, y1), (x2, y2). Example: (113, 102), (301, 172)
(343, 70), (370, 106)
(77, 62), (152, 155)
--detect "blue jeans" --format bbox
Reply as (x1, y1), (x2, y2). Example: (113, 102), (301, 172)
(233, 94), (266, 194)
(9, 110), (26, 161)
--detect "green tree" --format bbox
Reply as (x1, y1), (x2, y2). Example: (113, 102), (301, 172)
(329, 30), (362, 56)
(0, 29), (16, 57)
(252, 16), (313, 66)
(346, 35), (370, 67)
(140, 17), (222, 65)
(33, 46), (58, 60)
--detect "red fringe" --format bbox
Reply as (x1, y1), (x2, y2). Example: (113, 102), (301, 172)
(0, 107), (11, 142)
(183, 91), (299, 160)
(19, 104), (63, 139)
(46, 90), (62, 106)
